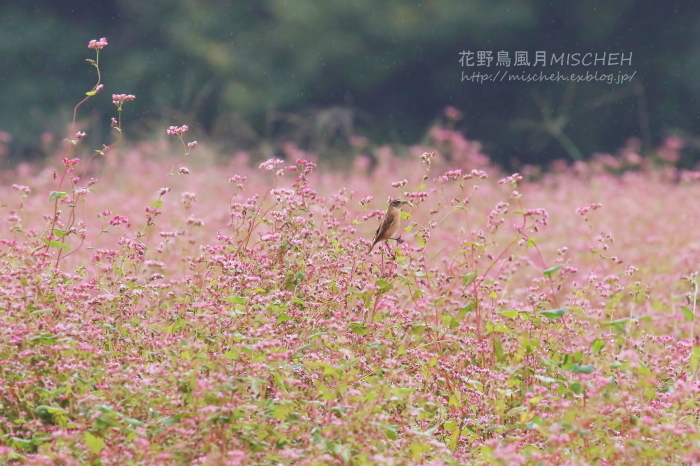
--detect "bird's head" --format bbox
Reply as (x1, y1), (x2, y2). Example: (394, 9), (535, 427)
(389, 199), (412, 209)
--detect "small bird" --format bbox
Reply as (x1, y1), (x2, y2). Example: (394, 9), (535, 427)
(369, 199), (412, 253)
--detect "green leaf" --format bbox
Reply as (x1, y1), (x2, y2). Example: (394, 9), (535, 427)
(544, 265), (563, 277)
(569, 382), (583, 395)
(400, 211), (411, 219)
(417, 183), (426, 191)
(571, 364), (595, 374)
(85, 90), (97, 96)
(604, 318), (630, 325)
(84, 432), (105, 454)
(375, 279), (393, 293)
(499, 309), (518, 318)
(539, 308), (568, 320)
(123, 418), (143, 427)
(222, 295), (247, 305)
(277, 313), (293, 323)
(349, 322), (369, 335)
(681, 306), (695, 322)
(40, 238), (70, 250)
(462, 271), (477, 287)
(35, 405), (66, 415)
(152, 200), (163, 209)
(690, 346), (700, 373)
(592, 339), (605, 354)
(385, 426), (398, 440)
(49, 191), (67, 201)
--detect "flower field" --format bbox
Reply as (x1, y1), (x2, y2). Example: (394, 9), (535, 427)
(1, 38), (700, 466)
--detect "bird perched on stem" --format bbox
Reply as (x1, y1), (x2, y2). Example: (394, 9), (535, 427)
(369, 199), (412, 254)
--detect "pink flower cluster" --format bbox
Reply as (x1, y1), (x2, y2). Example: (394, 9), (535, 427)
(112, 94), (136, 106)
(108, 215), (129, 226)
(166, 125), (189, 136)
(87, 37), (108, 49)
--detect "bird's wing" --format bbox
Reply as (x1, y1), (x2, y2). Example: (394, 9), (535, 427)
(372, 211), (395, 243)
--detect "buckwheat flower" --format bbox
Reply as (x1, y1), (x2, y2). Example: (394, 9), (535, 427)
(111, 118), (118, 127)
(62, 157), (80, 167)
(94, 84), (104, 93)
(71, 177), (79, 184)
(11, 184), (30, 194)
(109, 215), (129, 226)
(420, 151), (435, 165)
(261, 232), (282, 242)
(576, 203), (602, 216)
(75, 131), (87, 139)
(112, 94), (136, 106)
(444, 105), (464, 120)
(75, 188), (89, 195)
(360, 195), (373, 205)
(179, 167), (190, 174)
(158, 187), (170, 196)
(88, 37), (108, 49)
(229, 175), (248, 182)
(259, 158), (284, 171)
(391, 179), (408, 188)
(497, 173), (523, 185)
(187, 215), (204, 226)
(187, 141), (197, 149)
(166, 125), (189, 136)
(464, 169), (488, 180)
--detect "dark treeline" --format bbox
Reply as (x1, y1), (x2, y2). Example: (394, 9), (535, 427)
(1, 0), (699, 166)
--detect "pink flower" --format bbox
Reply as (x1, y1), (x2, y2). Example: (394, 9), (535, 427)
(88, 37), (108, 49)
(444, 105), (464, 119)
(167, 125), (189, 136)
(187, 141), (197, 149)
(179, 167), (190, 174)
(108, 215), (129, 226)
(420, 151), (436, 165)
(112, 94), (136, 106)
(259, 158), (284, 171)
(12, 184), (30, 194)
(497, 173), (523, 185)
(576, 203), (602, 216)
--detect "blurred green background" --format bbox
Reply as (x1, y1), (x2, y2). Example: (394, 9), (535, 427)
(2, 0), (699, 165)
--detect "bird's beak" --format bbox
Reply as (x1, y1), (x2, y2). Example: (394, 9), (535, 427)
(403, 201), (413, 207)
